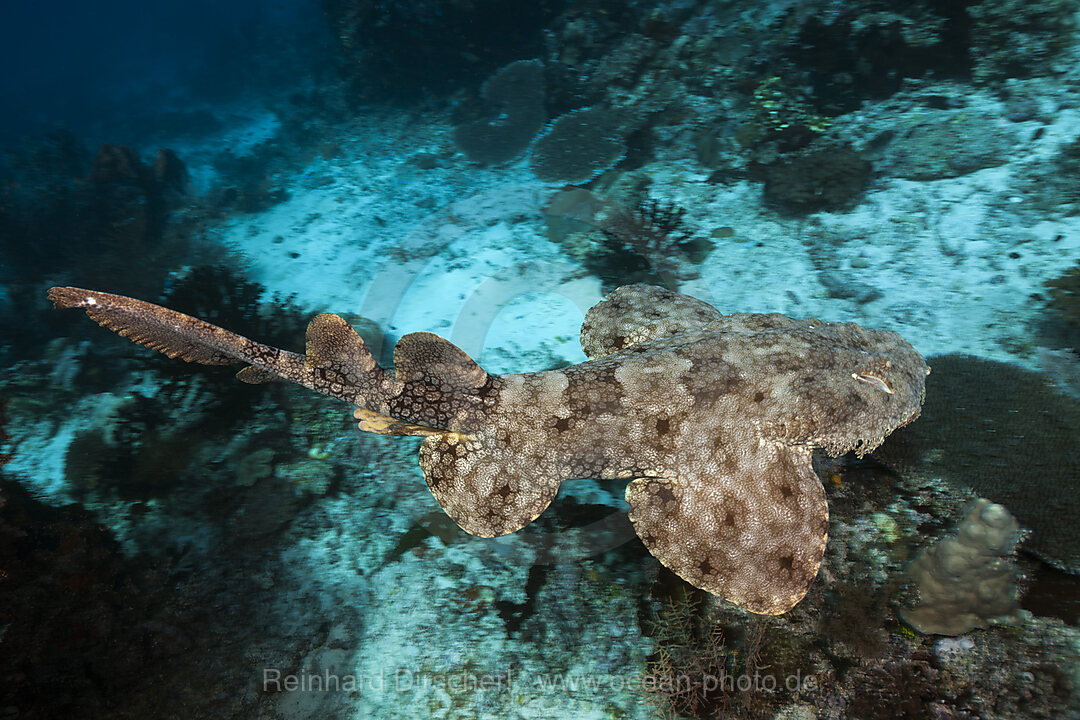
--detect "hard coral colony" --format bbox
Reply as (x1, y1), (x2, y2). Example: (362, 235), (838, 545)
(48, 283), (928, 614)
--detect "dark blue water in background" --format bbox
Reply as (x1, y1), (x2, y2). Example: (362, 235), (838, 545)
(0, 0), (331, 145)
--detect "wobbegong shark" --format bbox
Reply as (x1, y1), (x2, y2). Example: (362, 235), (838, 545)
(48, 284), (928, 614)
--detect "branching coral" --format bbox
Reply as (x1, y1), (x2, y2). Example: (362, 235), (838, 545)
(543, 188), (714, 291)
(642, 596), (772, 719)
(596, 197), (713, 286)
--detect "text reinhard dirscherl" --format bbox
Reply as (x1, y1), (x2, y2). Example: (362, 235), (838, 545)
(261, 667), (818, 694)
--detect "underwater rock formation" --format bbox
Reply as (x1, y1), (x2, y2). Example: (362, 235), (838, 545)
(323, 0), (563, 98)
(453, 59), (546, 165)
(88, 143), (188, 249)
(47, 283), (929, 615)
(901, 499), (1023, 635)
(529, 106), (629, 184)
(879, 354), (1080, 573)
(0, 134), (190, 296)
(761, 144), (872, 212)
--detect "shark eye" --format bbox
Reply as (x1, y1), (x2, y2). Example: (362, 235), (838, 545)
(853, 372), (893, 394)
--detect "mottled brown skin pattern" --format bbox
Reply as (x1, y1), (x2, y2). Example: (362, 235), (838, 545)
(48, 284), (928, 615)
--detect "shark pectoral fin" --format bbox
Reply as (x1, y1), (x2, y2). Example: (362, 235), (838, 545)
(353, 408), (441, 436)
(419, 432), (560, 538)
(625, 445), (828, 615)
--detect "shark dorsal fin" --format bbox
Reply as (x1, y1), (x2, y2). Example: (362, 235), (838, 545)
(393, 332), (489, 391)
(305, 313), (378, 375)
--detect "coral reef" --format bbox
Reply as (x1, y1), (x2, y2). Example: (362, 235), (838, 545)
(540, 2), (671, 110)
(641, 596), (772, 719)
(783, 4), (970, 115)
(453, 60), (546, 165)
(879, 354), (1080, 573)
(761, 144), (872, 213)
(0, 476), (361, 720)
(845, 655), (942, 720)
(542, 187), (713, 292)
(736, 76), (830, 152)
(901, 499), (1024, 635)
(969, 0), (1080, 81)
(322, 0), (564, 98)
(1041, 258), (1080, 350)
(0, 133), (193, 296)
(529, 106), (629, 184)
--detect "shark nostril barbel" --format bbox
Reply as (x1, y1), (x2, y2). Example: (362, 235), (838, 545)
(853, 371), (894, 394)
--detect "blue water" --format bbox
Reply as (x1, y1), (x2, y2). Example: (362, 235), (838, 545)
(0, 0), (329, 142)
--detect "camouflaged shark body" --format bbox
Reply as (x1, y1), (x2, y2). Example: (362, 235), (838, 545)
(48, 284), (928, 614)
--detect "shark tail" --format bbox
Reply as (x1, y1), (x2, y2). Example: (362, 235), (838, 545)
(47, 286), (403, 410)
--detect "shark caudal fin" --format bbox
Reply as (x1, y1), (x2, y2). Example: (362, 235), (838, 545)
(47, 286), (248, 366)
(47, 287), (403, 409)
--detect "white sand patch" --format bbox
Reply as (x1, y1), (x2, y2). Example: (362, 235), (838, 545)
(220, 147), (602, 371)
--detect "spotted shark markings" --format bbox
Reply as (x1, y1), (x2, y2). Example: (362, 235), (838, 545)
(48, 284), (928, 614)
